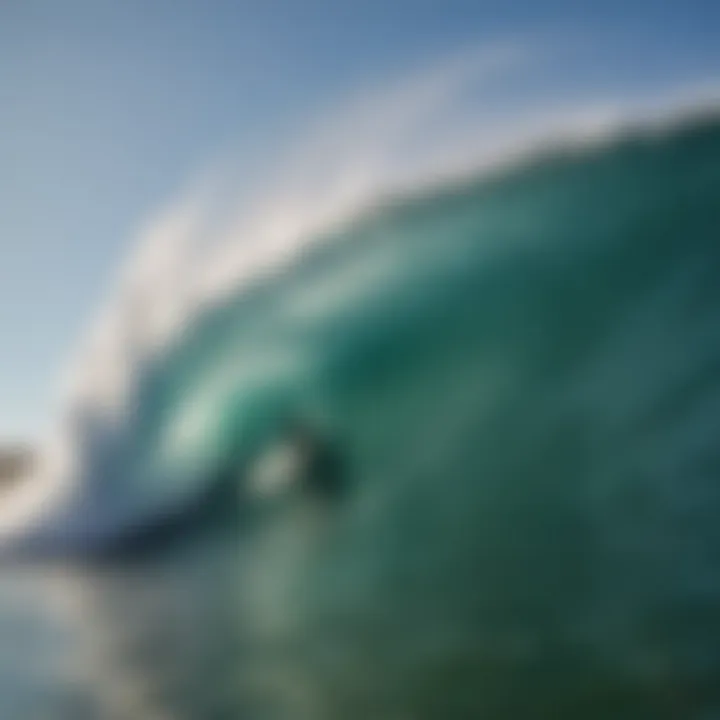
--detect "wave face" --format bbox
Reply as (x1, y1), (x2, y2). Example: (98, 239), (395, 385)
(8, 113), (720, 566)
(4, 112), (720, 714)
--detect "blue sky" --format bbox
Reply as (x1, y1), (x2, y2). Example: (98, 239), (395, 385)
(1, 0), (719, 440)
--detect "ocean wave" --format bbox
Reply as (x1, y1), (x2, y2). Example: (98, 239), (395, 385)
(2, 46), (719, 551)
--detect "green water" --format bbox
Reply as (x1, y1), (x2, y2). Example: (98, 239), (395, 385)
(3, 113), (720, 718)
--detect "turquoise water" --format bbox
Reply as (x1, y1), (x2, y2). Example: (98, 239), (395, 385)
(3, 113), (720, 718)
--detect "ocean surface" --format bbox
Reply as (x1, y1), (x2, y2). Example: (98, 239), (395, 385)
(2, 112), (720, 718)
